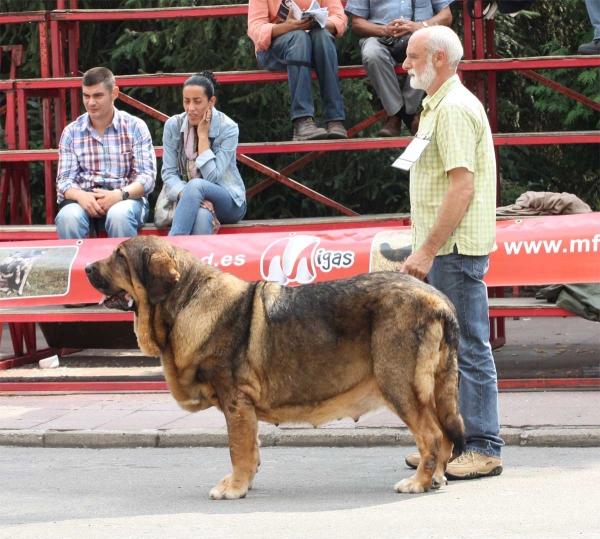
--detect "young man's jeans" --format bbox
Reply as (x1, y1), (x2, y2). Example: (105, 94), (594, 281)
(55, 198), (149, 239)
(168, 178), (246, 236)
(428, 247), (505, 458)
(257, 29), (345, 123)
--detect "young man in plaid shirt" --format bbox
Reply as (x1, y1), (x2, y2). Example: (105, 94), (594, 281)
(55, 67), (156, 239)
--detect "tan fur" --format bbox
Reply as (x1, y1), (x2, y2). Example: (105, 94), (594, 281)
(87, 236), (465, 500)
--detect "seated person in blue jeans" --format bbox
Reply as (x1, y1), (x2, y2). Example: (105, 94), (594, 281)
(55, 67), (156, 239)
(162, 71), (246, 236)
(248, 0), (348, 141)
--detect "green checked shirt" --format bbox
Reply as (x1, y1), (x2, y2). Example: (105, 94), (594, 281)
(410, 74), (497, 256)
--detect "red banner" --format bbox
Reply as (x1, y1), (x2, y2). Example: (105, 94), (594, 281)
(0, 213), (598, 308)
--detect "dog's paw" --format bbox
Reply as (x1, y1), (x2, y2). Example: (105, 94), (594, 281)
(431, 474), (448, 490)
(394, 476), (428, 494)
(209, 474), (249, 500)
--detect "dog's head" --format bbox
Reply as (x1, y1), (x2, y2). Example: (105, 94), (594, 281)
(86, 236), (181, 311)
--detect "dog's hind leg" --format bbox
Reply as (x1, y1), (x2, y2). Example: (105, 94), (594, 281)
(210, 391), (260, 500)
(373, 318), (447, 493)
(393, 405), (443, 494)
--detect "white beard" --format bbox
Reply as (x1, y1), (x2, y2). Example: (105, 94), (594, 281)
(409, 61), (436, 91)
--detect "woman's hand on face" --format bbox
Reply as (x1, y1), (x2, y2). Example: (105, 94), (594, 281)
(196, 108), (212, 138)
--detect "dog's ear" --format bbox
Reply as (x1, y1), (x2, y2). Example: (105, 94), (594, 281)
(142, 247), (180, 305)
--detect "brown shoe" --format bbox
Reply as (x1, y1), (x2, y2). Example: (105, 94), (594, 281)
(405, 452), (459, 470)
(292, 117), (328, 141)
(445, 451), (503, 480)
(377, 115), (402, 137)
(326, 121), (347, 139)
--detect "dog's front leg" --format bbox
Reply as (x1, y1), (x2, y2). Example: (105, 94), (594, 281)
(210, 392), (259, 500)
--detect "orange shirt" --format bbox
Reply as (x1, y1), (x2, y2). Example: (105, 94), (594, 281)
(248, 0), (348, 52)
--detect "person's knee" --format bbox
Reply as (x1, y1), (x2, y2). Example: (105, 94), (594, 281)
(286, 30), (312, 60)
(55, 203), (89, 239)
(362, 40), (389, 67)
(183, 178), (208, 199)
(311, 27), (334, 46)
(106, 201), (139, 237)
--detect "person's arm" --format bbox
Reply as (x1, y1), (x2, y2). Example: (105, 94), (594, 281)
(194, 112), (239, 186)
(350, 15), (391, 38)
(248, 0), (279, 51)
(56, 127), (80, 203)
(57, 127), (106, 217)
(127, 119), (157, 198)
(161, 116), (187, 202)
(323, 0), (348, 37)
(402, 168), (474, 279)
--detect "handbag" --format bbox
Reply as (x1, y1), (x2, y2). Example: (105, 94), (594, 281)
(377, 0), (416, 64)
(154, 114), (187, 229)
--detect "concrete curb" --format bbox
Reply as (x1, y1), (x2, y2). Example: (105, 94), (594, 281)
(1, 426), (600, 448)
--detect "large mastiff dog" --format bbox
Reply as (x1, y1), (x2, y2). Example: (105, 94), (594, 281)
(87, 236), (465, 499)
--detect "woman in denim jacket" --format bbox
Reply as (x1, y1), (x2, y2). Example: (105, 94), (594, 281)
(162, 71), (246, 235)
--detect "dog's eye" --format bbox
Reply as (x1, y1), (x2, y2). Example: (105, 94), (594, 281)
(116, 251), (125, 261)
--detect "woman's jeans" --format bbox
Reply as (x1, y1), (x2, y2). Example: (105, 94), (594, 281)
(257, 28), (345, 123)
(168, 178), (246, 236)
(55, 198), (149, 239)
(428, 248), (505, 458)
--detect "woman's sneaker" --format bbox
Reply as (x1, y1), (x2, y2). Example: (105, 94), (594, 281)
(445, 451), (503, 480)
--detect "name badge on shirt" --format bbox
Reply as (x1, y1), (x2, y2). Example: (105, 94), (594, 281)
(391, 138), (430, 171)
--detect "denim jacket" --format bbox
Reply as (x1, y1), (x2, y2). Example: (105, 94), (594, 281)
(161, 110), (246, 207)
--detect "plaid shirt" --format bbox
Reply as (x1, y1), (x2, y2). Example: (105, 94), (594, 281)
(410, 75), (497, 256)
(56, 108), (156, 203)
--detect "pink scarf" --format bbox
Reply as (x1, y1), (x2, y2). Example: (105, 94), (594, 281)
(182, 122), (220, 234)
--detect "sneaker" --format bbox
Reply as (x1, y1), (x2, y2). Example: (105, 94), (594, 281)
(445, 451), (503, 480)
(326, 121), (347, 139)
(292, 117), (328, 141)
(404, 452), (459, 469)
(377, 115), (402, 137)
(577, 39), (600, 55)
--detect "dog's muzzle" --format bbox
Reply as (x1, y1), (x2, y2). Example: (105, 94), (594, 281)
(86, 263), (135, 311)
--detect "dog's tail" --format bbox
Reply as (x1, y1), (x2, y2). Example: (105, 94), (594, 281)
(434, 308), (465, 454)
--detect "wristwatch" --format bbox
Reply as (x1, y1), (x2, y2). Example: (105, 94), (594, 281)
(422, 20), (429, 28)
(120, 188), (130, 201)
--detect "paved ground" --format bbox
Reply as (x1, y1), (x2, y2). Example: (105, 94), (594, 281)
(1, 446), (598, 538)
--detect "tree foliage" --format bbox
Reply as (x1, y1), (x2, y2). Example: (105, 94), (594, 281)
(1, 0), (598, 223)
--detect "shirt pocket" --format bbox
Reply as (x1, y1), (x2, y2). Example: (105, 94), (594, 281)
(118, 150), (133, 176)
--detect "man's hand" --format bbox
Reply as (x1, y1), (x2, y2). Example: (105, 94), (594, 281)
(72, 190), (105, 218)
(93, 188), (122, 214)
(387, 18), (420, 37)
(401, 248), (435, 280)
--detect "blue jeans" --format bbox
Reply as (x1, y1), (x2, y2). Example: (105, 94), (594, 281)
(168, 178), (246, 236)
(585, 0), (600, 39)
(55, 198), (149, 239)
(257, 29), (345, 123)
(428, 247), (504, 458)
